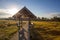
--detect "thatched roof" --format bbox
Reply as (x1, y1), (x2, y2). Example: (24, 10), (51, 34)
(13, 7), (36, 19)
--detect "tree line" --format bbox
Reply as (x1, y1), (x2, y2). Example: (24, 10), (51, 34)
(37, 16), (60, 21)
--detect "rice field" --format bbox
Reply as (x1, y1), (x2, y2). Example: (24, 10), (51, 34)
(0, 20), (60, 40)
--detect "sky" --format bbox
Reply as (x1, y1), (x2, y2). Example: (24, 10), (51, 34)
(0, 0), (60, 18)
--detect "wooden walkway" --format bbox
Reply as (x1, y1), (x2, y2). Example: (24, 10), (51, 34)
(10, 21), (30, 40)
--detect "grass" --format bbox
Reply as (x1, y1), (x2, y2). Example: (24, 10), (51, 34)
(0, 20), (60, 40)
(31, 21), (60, 40)
(0, 20), (18, 40)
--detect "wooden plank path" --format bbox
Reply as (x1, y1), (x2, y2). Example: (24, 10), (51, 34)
(10, 21), (30, 40)
(9, 32), (18, 40)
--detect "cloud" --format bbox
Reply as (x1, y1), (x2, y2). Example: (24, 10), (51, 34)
(0, 12), (10, 15)
(56, 14), (60, 16)
(45, 12), (60, 18)
(0, 13), (11, 18)
(0, 9), (11, 18)
(0, 5), (23, 18)
(39, 12), (60, 18)
(49, 12), (60, 17)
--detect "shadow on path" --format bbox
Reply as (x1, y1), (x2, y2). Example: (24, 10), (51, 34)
(30, 28), (44, 40)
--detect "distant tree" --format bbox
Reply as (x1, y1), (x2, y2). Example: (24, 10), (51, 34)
(51, 16), (60, 21)
(41, 17), (45, 21)
(41, 17), (49, 21)
(37, 17), (41, 21)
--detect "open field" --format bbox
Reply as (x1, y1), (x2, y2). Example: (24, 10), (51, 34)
(0, 20), (60, 40)
(31, 21), (60, 40)
(0, 20), (18, 40)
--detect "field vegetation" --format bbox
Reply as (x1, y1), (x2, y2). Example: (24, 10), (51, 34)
(0, 20), (60, 40)
(0, 20), (18, 40)
(31, 21), (60, 40)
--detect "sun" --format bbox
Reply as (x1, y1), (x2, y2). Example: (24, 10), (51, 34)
(7, 8), (18, 15)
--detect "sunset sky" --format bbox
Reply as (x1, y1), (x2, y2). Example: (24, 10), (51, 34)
(0, 0), (60, 18)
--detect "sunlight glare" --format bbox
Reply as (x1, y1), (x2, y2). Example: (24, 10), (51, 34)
(7, 8), (18, 15)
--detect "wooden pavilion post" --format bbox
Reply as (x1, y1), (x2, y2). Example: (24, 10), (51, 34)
(17, 15), (22, 40)
(28, 17), (31, 40)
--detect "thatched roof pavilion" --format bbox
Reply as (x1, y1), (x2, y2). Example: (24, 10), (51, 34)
(13, 6), (36, 20)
